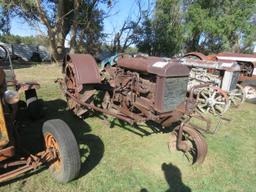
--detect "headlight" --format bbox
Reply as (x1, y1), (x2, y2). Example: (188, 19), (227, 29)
(4, 90), (19, 104)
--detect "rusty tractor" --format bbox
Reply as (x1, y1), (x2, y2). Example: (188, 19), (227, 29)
(184, 52), (256, 102)
(180, 57), (244, 116)
(0, 44), (44, 119)
(57, 53), (211, 164)
(0, 54), (80, 183)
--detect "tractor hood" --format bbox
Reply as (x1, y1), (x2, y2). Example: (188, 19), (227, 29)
(117, 56), (190, 77)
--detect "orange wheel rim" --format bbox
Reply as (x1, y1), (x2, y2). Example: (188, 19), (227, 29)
(44, 133), (61, 171)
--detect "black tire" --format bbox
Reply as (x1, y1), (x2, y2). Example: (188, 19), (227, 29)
(42, 119), (81, 183)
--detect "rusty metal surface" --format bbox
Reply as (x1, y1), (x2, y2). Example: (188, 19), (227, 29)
(0, 146), (15, 161)
(0, 148), (57, 183)
(216, 53), (256, 64)
(183, 52), (209, 60)
(118, 57), (190, 77)
(181, 58), (240, 72)
(65, 54), (101, 84)
(184, 52), (256, 79)
(17, 82), (40, 93)
(58, 53), (210, 164)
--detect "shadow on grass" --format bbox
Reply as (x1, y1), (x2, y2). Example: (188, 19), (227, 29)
(0, 99), (104, 186)
(140, 163), (191, 192)
(98, 114), (179, 137)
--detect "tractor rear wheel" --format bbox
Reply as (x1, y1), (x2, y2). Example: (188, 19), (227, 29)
(43, 119), (81, 183)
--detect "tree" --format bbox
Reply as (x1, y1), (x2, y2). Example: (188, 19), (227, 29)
(0, 7), (10, 34)
(185, 0), (256, 54)
(1, 0), (110, 61)
(107, 0), (146, 54)
(0, 34), (49, 47)
(136, 0), (256, 56)
(135, 0), (185, 57)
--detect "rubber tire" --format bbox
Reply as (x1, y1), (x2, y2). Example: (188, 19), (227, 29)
(42, 119), (81, 183)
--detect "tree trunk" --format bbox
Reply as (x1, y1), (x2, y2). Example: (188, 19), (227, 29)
(69, 0), (81, 53)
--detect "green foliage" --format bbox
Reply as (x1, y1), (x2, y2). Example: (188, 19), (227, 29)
(0, 7), (10, 34)
(136, 0), (256, 56)
(186, 0), (256, 54)
(136, 0), (185, 57)
(75, 2), (106, 55)
(0, 34), (49, 47)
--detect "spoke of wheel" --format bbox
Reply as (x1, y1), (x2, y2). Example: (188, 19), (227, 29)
(215, 104), (224, 113)
(230, 93), (242, 96)
(198, 98), (206, 102)
(216, 95), (223, 100)
(201, 92), (208, 99)
(215, 101), (226, 105)
(201, 103), (208, 107)
(184, 152), (193, 163)
(197, 106), (206, 113)
(211, 90), (217, 99)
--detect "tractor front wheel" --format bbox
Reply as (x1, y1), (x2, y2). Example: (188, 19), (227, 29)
(43, 119), (81, 183)
(168, 126), (208, 164)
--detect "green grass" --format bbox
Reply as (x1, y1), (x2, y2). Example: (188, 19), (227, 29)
(1, 64), (256, 192)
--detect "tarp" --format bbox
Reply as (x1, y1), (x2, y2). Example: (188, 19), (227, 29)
(0, 42), (51, 61)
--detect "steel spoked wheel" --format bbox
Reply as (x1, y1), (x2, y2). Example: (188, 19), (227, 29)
(181, 127), (208, 164)
(168, 126), (208, 164)
(197, 86), (230, 116)
(64, 65), (88, 116)
(243, 85), (256, 101)
(43, 119), (81, 183)
(229, 84), (245, 107)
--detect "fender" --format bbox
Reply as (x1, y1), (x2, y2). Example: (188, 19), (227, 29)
(64, 54), (101, 85)
(183, 52), (208, 60)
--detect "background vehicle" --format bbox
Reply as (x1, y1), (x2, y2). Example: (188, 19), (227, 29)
(180, 58), (245, 115)
(184, 52), (256, 102)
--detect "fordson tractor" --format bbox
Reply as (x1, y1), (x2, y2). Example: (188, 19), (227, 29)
(57, 53), (209, 164)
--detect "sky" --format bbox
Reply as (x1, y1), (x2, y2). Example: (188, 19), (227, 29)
(10, 1), (153, 40)
(9, 1), (256, 52)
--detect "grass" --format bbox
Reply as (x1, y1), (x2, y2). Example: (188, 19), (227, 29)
(1, 63), (256, 192)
